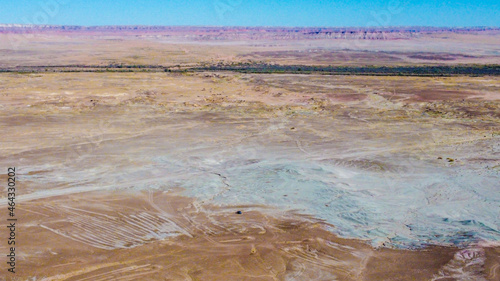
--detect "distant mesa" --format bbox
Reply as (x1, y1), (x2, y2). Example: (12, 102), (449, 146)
(0, 24), (498, 40)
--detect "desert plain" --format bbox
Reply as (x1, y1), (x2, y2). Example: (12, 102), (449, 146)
(0, 26), (499, 280)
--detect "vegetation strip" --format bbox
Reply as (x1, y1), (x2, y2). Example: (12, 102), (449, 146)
(1, 64), (499, 76)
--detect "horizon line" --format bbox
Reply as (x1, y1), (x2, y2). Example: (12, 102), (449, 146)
(0, 24), (499, 29)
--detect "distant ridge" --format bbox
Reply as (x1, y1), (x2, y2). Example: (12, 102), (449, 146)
(1, 25), (498, 40)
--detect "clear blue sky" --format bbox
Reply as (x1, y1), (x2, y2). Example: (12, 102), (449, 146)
(1, 0), (498, 27)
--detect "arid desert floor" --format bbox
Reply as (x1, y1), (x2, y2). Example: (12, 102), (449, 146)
(0, 27), (499, 280)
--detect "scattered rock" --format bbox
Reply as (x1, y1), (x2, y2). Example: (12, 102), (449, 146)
(250, 246), (257, 255)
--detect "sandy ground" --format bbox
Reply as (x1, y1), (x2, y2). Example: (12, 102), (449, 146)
(0, 70), (498, 280)
(3, 189), (485, 280)
(1, 31), (500, 68)
(0, 31), (499, 280)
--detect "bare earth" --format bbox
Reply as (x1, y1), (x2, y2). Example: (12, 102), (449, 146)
(0, 28), (499, 280)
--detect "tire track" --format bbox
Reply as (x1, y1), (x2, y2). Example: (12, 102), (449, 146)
(40, 205), (187, 250)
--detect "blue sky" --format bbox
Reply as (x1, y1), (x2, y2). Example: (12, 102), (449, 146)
(1, 0), (498, 27)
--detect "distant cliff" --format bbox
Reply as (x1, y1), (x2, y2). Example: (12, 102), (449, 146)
(0, 25), (498, 40)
